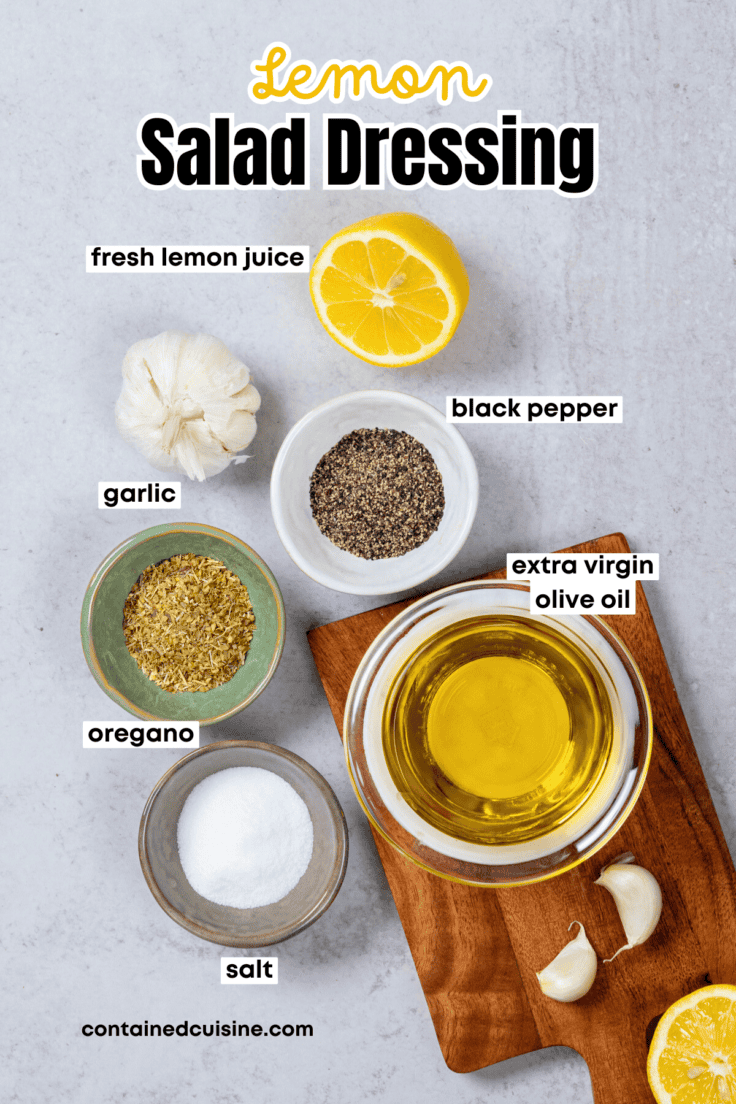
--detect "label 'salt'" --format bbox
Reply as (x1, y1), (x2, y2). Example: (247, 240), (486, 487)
(221, 958), (279, 984)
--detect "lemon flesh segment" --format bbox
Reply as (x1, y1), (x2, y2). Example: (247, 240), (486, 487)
(310, 214), (468, 367)
(648, 986), (736, 1103)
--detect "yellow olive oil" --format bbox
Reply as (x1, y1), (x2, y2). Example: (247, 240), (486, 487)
(382, 616), (614, 845)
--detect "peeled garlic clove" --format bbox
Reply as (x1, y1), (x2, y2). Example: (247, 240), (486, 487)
(596, 861), (662, 961)
(536, 921), (597, 1002)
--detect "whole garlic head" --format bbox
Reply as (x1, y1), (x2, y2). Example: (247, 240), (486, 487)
(115, 331), (261, 481)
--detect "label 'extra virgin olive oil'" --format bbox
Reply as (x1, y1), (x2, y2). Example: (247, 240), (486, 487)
(381, 616), (614, 846)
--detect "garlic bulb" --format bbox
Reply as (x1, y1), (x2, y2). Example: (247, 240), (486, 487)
(536, 922), (597, 1002)
(115, 331), (261, 481)
(596, 856), (662, 961)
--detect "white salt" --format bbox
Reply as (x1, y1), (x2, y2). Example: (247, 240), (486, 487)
(177, 767), (314, 909)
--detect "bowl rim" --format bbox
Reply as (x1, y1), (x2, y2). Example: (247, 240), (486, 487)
(138, 740), (349, 947)
(343, 578), (653, 888)
(269, 388), (479, 595)
(80, 522), (285, 725)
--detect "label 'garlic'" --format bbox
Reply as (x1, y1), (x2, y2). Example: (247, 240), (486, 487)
(536, 921), (598, 1002)
(115, 331), (261, 481)
(595, 855), (662, 961)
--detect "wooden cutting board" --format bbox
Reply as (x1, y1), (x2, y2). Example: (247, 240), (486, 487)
(307, 533), (736, 1103)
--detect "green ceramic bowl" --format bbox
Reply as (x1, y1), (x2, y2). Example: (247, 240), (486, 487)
(81, 523), (285, 724)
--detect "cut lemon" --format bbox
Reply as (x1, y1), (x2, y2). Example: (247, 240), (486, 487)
(309, 212), (469, 367)
(647, 984), (736, 1103)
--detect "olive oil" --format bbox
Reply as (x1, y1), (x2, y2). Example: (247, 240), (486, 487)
(382, 616), (614, 846)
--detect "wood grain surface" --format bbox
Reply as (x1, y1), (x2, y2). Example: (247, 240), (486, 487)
(307, 533), (736, 1103)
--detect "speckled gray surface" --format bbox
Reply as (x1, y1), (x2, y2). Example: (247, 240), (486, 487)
(4, 1), (736, 1101)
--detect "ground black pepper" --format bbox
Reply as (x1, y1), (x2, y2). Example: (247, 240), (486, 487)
(309, 428), (445, 559)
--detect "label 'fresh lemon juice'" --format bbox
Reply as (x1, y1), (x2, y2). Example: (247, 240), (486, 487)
(382, 616), (615, 846)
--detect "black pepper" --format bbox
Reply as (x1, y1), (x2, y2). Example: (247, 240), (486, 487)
(309, 428), (445, 559)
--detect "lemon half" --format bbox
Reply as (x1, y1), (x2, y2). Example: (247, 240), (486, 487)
(647, 984), (736, 1103)
(309, 212), (469, 367)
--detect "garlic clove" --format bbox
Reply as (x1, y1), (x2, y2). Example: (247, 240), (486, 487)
(233, 381), (261, 406)
(174, 426), (209, 483)
(177, 418), (241, 482)
(595, 861), (662, 961)
(144, 331), (186, 403)
(536, 921), (598, 1002)
(203, 401), (258, 450)
(220, 410), (258, 452)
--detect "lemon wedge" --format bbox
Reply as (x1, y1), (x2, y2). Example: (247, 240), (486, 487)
(647, 984), (736, 1103)
(309, 212), (469, 367)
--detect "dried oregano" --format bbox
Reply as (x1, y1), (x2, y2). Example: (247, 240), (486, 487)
(123, 554), (255, 693)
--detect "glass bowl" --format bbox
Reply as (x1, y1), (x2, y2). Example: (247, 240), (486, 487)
(80, 523), (284, 724)
(139, 742), (349, 946)
(343, 580), (652, 887)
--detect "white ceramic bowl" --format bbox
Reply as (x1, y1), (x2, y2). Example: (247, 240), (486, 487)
(270, 390), (478, 595)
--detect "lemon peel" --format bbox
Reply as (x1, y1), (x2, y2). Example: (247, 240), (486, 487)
(309, 212), (469, 367)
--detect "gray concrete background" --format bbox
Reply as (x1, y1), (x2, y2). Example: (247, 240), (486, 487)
(4, 1), (735, 1101)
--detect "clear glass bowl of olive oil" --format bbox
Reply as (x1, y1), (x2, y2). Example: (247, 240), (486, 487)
(343, 581), (652, 887)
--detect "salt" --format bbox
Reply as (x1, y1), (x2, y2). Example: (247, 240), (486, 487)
(177, 767), (314, 909)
